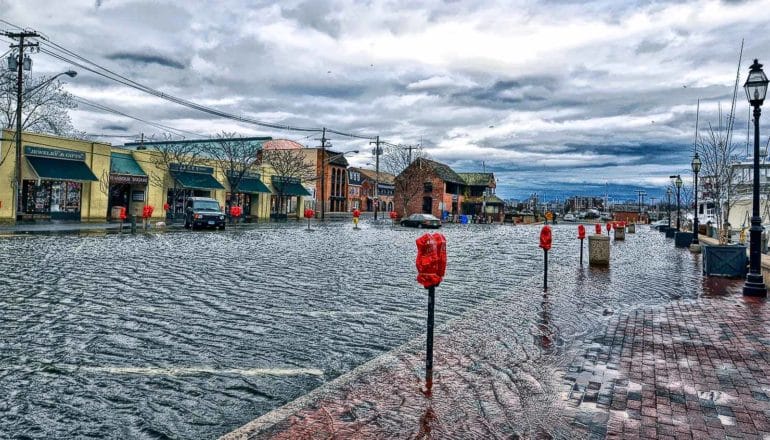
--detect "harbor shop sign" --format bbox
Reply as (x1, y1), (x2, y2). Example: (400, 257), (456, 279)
(110, 174), (148, 185)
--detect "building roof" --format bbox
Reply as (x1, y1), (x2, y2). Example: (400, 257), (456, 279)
(359, 168), (395, 184)
(263, 139), (304, 150)
(463, 195), (505, 204)
(457, 172), (495, 187)
(416, 158), (465, 184)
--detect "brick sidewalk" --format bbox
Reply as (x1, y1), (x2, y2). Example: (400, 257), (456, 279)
(223, 287), (770, 439)
(568, 293), (770, 439)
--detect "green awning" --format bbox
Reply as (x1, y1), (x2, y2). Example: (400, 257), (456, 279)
(273, 180), (311, 197)
(110, 152), (146, 176)
(26, 156), (98, 181)
(235, 177), (271, 194)
(172, 171), (225, 190)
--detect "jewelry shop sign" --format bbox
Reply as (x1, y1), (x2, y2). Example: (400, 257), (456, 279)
(25, 145), (86, 161)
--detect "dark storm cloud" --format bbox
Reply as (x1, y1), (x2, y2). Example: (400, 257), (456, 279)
(635, 38), (670, 55)
(270, 81), (369, 99)
(100, 124), (130, 131)
(106, 52), (187, 69)
(281, 0), (341, 38)
(449, 77), (558, 108)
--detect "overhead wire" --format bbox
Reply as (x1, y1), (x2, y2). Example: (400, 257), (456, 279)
(2, 20), (408, 147)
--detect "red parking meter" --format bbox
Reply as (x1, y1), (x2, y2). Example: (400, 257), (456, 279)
(119, 207), (127, 221)
(304, 208), (315, 230)
(163, 202), (169, 212)
(230, 206), (242, 218)
(595, 223), (601, 235)
(606, 222), (612, 236)
(353, 209), (361, 218)
(578, 224), (586, 265)
(415, 232), (447, 395)
(142, 205), (154, 219)
(389, 211), (397, 220)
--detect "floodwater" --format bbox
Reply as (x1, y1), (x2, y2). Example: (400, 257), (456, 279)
(0, 223), (718, 439)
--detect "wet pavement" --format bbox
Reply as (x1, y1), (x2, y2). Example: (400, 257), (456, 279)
(1, 223), (758, 439)
(222, 226), (762, 439)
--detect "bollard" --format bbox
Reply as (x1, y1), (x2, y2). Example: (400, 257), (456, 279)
(415, 233), (446, 396)
(614, 224), (625, 240)
(588, 234), (610, 266)
(353, 209), (361, 230)
(578, 224), (586, 265)
(540, 226), (552, 290)
(130, 215), (137, 234)
(304, 208), (315, 230)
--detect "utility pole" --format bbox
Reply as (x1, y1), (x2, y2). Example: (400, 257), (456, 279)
(370, 136), (381, 220)
(650, 197), (658, 220)
(5, 30), (39, 222)
(320, 127), (326, 220)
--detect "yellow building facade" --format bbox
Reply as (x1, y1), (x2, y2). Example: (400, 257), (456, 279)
(0, 131), (307, 224)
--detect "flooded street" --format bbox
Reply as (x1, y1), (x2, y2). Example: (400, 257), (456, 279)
(0, 223), (714, 439)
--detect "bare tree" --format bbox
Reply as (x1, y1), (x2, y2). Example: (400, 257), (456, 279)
(262, 148), (314, 214)
(394, 157), (434, 216)
(0, 71), (80, 166)
(698, 110), (741, 230)
(381, 143), (428, 176)
(204, 132), (265, 203)
(146, 134), (205, 218)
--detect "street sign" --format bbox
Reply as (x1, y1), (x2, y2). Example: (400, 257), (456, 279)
(545, 211), (553, 221)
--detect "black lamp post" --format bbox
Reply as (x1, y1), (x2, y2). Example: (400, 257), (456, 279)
(742, 59), (768, 297)
(691, 153), (701, 245)
(670, 175), (682, 230)
(666, 187), (672, 228)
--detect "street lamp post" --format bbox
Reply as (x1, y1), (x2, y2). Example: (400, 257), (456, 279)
(666, 187), (672, 228)
(742, 59), (768, 297)
(670, 175), (682, 230)
(691, 153), (701, 247)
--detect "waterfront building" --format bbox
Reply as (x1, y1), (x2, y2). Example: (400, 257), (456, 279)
(394, 158), (498, 220)
(359, 168), (396, 213)
(300, 147), (351, 214)
(347, 167), (364, 211)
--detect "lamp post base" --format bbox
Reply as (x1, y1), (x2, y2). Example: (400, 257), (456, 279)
(743, 273), (767, 297)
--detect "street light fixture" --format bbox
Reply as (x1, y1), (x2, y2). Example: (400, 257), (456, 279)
(742, 58), (768, 297)
(691, 153), (701, 246)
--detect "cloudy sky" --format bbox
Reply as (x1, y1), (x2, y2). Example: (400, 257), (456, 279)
(2, 0), (768, 201)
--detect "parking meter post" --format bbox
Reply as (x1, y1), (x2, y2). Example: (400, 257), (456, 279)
(580, 238), (584, 265)
(130, 215), (137, 234)
(425, 285), (435, 396)
(543, 249), (548, 290)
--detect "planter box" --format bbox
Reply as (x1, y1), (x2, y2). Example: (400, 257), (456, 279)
(665, 228), (677, 238)
(703, 245), (747, 278)
(674, 232), (693, 248)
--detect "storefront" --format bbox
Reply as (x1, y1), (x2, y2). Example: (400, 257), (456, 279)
(167, 163), (224, 217)
(270, 176), (310, 219)
(20, 145), (98, 221)
(108, 152), (149, 220)
(226, 170), (271, 222)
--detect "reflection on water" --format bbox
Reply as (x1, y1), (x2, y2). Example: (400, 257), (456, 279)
(0, 224), (717, 439)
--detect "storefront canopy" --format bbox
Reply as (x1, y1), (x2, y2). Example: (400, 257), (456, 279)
(235, 177), (271, 194)
(26, 156), (98, 181)
(110, 152), (148, 184)
(271, 176), (311, 197)
(172, 170), (225, 190)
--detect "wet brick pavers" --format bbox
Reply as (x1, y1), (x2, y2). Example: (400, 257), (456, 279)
(568, 296), (770, 439)
(224, 294), (770, 439)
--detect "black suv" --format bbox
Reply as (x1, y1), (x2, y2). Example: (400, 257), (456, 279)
(184, 197), (226, 230)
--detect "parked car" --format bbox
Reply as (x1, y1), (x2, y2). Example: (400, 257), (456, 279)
(184, 197), (226, 230)
(563, 213), (576, 222)
(650, 219), (669, 229)
(400, 213), (442, 229)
